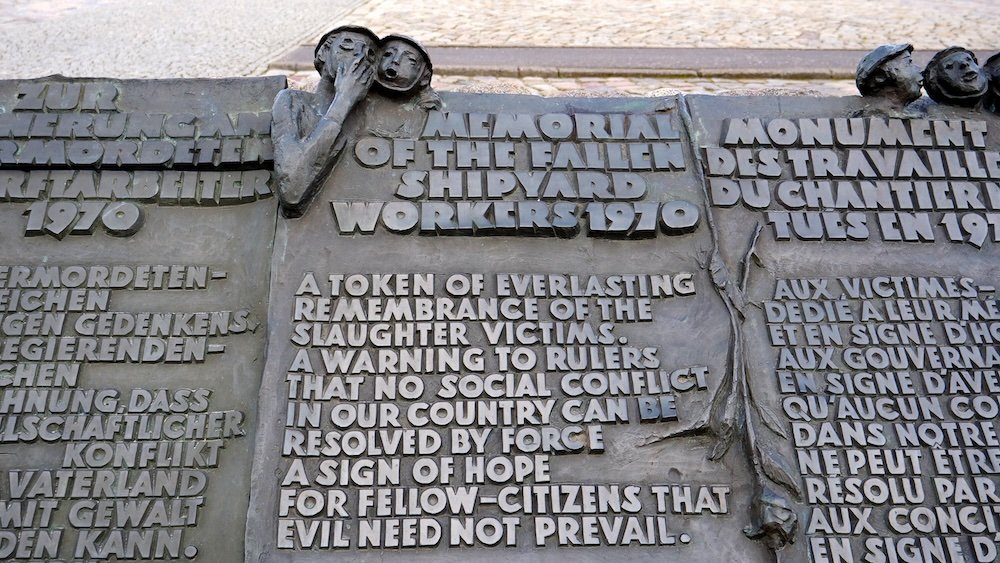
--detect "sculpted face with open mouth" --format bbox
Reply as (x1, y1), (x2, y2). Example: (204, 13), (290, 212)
(375, 34), (433, 95)
(940, 51), (988, 95)
(923, 47), (989, 107)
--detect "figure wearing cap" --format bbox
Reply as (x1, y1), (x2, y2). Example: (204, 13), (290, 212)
(983, 52), (1000, 114)
(376, 35), (432, 94)
(923, 46), (989, 108)
(374, 34), (440, 110)
(271, 25), (379, 218)
(856, 44), (923, 108)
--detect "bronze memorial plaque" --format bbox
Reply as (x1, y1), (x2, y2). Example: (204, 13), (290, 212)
(0, 76), (282, 561)
(4, 26), (1000, 563)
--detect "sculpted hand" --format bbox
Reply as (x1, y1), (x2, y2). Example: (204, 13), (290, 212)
(330, 54), (374, 114)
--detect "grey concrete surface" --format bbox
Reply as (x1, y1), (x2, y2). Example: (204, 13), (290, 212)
(0, 0), (365, 79)
(280, 68), (859, 98)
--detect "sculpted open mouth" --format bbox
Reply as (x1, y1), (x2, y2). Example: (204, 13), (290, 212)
(384, 68), (398, 79)
(962, 70), (980, 82)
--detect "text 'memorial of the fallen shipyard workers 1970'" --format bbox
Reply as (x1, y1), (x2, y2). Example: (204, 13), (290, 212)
(270, 26), (700, 235)
(0, 76), (282, 562)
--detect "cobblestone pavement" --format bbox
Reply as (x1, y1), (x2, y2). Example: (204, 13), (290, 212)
(333, 0), (999, 51)
(0, 0), (364, 79)
(2, 0), (992, 93)
(281, 70), (858, 97)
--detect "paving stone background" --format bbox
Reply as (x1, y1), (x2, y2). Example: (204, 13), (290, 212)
(0, 0), (365, 78)
(331, 0), (1000, 50)
(0, 1), (996, 97)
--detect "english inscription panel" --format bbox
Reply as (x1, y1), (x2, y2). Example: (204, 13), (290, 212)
(0, 77), (282, 562)
(247, 92), (772, 562)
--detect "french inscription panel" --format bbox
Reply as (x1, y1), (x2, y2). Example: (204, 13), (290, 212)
(687, 94), (1000, 563)
(0, 77), (282, 562)
(247, 93), (771, 562)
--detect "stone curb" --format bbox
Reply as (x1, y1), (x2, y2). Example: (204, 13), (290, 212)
(431, 66), (846, 80)
(269, 45), (998, 80)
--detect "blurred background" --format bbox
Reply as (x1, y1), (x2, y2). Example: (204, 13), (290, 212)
(0, 0), (997, 96)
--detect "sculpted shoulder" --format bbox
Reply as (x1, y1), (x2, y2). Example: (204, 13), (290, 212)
(272, 89), (320, 121)
(272, 89), (330, 144)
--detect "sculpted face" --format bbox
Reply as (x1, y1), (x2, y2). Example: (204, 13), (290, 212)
(882, 51), (923, 104)
(321, 31), (376, 76)
(377, 39), (429, 92)
(937, 51), (988, 96)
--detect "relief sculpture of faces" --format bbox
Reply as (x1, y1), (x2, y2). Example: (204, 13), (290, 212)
(313, 26), (379, 80)
(923, 47), (989, 107)
(880, 51), (924, 105)
(856, 44), (923, 107)
(983, 52), (1000, 113)
(375, 34), (433, 95)
(938, 51), (988, 95)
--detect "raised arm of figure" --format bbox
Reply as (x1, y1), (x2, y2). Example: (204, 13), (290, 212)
(272, 56), (374, 218)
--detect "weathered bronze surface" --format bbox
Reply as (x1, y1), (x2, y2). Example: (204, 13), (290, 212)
(923, 46), (990, 108)
(984, 52), (1000, 114)
(0, 76), (282, 561)
(271, 27), (438, 219)
(250, 90), (764, 562)
(3, 31), (1000, 563)
(856, 43), (923, 109)
(687, 92), (1000, 562)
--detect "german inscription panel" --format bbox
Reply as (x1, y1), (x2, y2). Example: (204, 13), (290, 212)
(248, 92), (772, 562)
(0, 78), (275, 237)
(688, 94), (1000, 563)
(0, 77), (282, 562)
